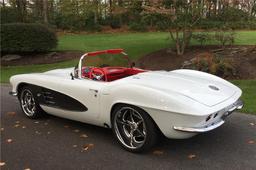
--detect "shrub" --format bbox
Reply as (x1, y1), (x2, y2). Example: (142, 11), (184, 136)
(110, 16), (121, 29)
(181, 52), (237, 78)
(196, 20), (224, 29)
(1, 23), (57, 54)
(215, 29), (236, 48)
(192, 32), (210, 46)
(155, 21), (170, 31)
(0, 7), (19, 24)
(129, 22), (147, 32)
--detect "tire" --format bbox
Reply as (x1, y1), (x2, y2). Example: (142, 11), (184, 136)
(19, 85), (45, 119)
(111, 104), (158, 152)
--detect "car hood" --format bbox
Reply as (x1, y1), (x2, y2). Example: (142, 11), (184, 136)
(131, 70), (238, 107)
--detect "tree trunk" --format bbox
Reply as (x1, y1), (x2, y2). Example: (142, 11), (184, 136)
(43, 0), (48, 24)
(109, 0), (113, 17)
(2, 0), (5, 8)
(94, 0), (99, 24)
(16, 0), (23, 22)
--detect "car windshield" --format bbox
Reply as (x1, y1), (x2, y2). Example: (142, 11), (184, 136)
(83, 53), (130, 68)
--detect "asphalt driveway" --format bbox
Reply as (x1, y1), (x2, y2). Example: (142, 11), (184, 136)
(1, 85), (256, 170)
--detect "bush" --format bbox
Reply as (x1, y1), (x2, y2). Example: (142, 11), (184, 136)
(129, 22), (147, 32)
(1, 23), (57, 54)
(155, 21), (170, 31)
(181, 52), (237, 78)
(110, 16), (121, 29)
(196, 20), (225, 29)
(192, 32), (210, 46)
(0, 7), (19, 24)
(215, 29), (236, 48)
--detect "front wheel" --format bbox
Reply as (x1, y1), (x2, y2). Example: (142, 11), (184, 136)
(111, 104), (158, 152)
(19, 86), (45, 119)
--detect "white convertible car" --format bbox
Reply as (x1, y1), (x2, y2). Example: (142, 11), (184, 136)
(9, 49), (243, 152)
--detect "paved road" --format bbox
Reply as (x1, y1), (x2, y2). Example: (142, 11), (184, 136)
(1, 85), (256, 170)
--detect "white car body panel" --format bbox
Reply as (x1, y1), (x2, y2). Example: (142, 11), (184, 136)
(10, 68), (242, 139)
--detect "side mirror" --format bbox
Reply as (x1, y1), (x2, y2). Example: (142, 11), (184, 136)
(70, 72), (74, 80)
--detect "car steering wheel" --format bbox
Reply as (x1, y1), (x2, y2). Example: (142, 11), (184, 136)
(89, 68), (107, 81)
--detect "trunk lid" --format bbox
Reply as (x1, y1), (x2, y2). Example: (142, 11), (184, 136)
(134, 71), (236, 107)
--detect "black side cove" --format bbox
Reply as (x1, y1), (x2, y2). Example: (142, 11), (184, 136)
(29, 84), (88, 112)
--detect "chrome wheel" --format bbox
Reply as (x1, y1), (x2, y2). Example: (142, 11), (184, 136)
(113, 107), (147, 149)
(20, 89), (36, 117)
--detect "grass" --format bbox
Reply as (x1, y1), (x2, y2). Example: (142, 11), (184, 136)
(1, 31), (255, 113)
(231, 80), (256, 114)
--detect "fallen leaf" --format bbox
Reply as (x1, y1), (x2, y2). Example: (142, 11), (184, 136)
(83, 146), (89, 151)
(73, 129), (80, 133)
(44, 122), (48, 125)
(14, 124), (20, 128)
(188, 154), (196, 159)
(80, 134), (88, 138)
(73, 145), (78, 148)
(152, 150), (164, 155)
(6, 139), (13, 143)
(1, 128), (4, 131)
(248, 140), (255, 144)
(15, 121), (20, 124)
(35, 131), (41, 135)
(34, 121), (39, 124)
(7, 112), (16, 116)
(0, 161), (6, 166)
(81, 143), (94, 152)
(22, 126), (26, 129)
(64, 125), (69, 128)
(249, 123), (255, 126)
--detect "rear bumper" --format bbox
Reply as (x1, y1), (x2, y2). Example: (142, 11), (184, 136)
(173, 99), (243, 133)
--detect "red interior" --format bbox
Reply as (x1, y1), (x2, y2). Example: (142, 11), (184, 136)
(82, 66), (146, 81)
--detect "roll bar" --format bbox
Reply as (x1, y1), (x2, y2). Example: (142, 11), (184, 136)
(77, 49), (130, 79)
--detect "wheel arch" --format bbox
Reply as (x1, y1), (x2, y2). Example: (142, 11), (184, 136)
(16, 82), (30, 98)
(110, 102), (163, 135)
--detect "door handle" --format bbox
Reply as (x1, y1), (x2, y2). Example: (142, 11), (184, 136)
(89, 89), (98, 93)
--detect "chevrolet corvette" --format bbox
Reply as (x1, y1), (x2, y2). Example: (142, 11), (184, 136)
(9, 49), (243, 152)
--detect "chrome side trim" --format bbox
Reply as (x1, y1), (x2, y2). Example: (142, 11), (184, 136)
(9, 91), (17, 96)
(173, 120), (225, 133)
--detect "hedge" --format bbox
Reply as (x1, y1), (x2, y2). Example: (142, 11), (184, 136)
(1, 23), (57, 54)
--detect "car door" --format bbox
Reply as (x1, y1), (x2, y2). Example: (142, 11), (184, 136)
(54, 78), (105, 125)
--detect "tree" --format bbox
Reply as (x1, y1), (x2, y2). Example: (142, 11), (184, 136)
(143, 0), (201, 55)
(43, 0), (48, 24)
(15, 0), (27, 22)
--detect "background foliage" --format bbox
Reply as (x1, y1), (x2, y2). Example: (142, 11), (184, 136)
(1, 0), (256, 31)
(1, 23), (57, 53)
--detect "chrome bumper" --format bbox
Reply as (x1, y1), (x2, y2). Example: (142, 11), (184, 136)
(9, 91), (17, 96)
(173, 99), (243, 133)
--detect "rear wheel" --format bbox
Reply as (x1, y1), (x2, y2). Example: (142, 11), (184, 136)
(111, 104), (158, 152)
(19, 86), (45, 119)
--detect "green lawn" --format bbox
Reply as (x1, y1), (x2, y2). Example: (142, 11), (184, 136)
(231, 80), (256, 114)
(1, 31), (255, 113)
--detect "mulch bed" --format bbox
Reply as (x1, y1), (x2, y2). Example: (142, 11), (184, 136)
(1, 51), (83, 66)
(137, 45), (256, 79)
